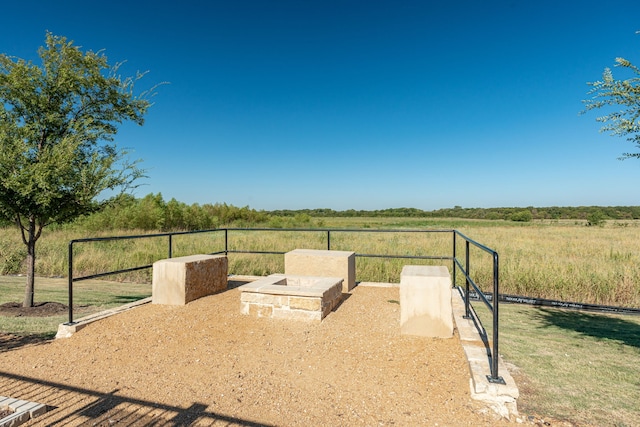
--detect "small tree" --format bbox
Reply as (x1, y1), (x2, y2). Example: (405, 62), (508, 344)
(586, 210), (606, 227)
(583, 43), (640, 159)
(0, 33), (155, 307)
(509, 210), (533, 222)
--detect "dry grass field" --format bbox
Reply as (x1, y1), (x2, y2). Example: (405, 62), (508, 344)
(2, 217), (638, 307)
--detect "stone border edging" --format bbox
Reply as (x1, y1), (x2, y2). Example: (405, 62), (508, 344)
(0, 396), (47, 427)
(451, 289), (520, 418)
(55, 297), (152, 339)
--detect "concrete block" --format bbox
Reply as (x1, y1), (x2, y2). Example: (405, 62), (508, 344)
(0, 410), (30, 427)
(152, 254), (227, 305)
(29, 404), (47, 418)
(400, 265), (453, 338)
(0, 397), (17, 407)
(285, 249), (356, 292)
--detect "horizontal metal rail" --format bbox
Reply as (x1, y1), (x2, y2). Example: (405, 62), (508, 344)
(453, 230), (504, 384)
(67, 227), (501, 381)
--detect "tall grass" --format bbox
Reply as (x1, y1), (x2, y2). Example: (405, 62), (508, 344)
(1, 218), (639, 307)
(462, 222), (640, 307)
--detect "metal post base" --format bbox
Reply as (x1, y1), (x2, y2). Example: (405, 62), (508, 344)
(487, 375), (506, 385)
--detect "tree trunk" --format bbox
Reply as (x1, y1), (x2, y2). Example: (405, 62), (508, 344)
(22, 219), (37, 308)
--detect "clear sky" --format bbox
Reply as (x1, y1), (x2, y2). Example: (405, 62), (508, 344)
(2, 1), (640, 211)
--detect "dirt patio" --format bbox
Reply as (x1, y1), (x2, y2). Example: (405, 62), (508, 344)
(0, 282), (516, 426)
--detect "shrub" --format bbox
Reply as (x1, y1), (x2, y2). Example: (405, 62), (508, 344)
(510, 210), (532, 222)
(586, 210), (606, 227)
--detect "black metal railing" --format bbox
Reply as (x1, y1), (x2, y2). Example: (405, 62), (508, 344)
(67, 227), (503, 382)
(453, 230), (505, 384)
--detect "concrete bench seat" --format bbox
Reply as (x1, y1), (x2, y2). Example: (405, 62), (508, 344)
(152, 254), (227, 305)
(284, 249), (356, 293)
(240, 274), (343, 321)
(400, 265), (453, 338)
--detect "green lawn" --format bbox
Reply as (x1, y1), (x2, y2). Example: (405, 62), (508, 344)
(475, 302), (640, 427)
(0, 275), (150, 338)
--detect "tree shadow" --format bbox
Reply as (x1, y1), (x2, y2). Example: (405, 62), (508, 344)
(0, 332), (53, 352)
(535, 308), (640, 349)
(111, 294), (150, 304)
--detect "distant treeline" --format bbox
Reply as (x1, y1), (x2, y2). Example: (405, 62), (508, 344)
(2, 193), (639, 231)
(72, 193), (271, 231)
(267, 205), (640, 221)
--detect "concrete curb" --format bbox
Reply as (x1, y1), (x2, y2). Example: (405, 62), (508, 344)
(54, 274), (261, 339)
(451, 289), (520, 419)
(55, 297), (152, 339)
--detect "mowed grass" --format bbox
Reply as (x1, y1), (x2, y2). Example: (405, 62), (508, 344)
(0, 275), (150, 338)
(475, 303), (640, 427)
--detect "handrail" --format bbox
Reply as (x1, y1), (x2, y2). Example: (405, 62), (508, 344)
(67, 227), (502, 382)
(453, 230), (504, 384)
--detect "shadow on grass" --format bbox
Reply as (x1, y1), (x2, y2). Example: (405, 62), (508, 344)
(536, 308), (640, 348)
(110, 294), (150, 304)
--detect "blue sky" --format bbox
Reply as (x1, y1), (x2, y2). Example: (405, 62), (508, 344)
(3, 1), (640, 211)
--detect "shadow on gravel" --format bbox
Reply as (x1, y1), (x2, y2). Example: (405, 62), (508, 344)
(0, 333), (53, 352)
(537, 308), (640, 349)
(0, 371), (274, 426)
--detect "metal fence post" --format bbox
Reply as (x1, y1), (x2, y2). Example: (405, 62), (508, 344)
(327, 230), (331, 250)
(67, 241), (74, 325)
(464, 240), (471, 319)
(452, 231), (457, 288)
(168, 234), (173, 259)
(488, 251), (505, 384)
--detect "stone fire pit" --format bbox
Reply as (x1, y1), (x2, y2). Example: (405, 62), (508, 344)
(239, 274), (343, 321)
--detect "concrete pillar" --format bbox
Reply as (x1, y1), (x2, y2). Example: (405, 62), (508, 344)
(284, 249), (356, 292)
(400, 265), (453, 338)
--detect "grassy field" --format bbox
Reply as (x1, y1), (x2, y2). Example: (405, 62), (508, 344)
(1, 217), (639, 307)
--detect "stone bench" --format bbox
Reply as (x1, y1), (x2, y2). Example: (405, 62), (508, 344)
(400, 265), (453, 338)
(152, 254), (227, 305)
(240, 274), (343, 321)
(284, 249), (356, 293)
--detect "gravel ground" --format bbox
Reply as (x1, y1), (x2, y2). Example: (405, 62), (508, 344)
(0, 283), (515, 426)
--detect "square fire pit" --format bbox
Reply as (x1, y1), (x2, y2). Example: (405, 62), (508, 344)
(239, 274), (343, 321)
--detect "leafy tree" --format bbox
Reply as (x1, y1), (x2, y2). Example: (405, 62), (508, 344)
(586, 210), (606, 227)
(583, 43), (640, 159)
(0, 33), (156, 307)
(509, 210), (533, 222)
